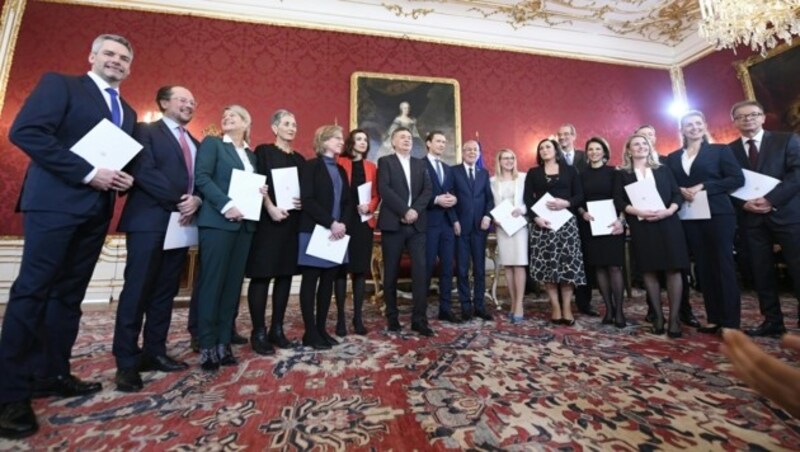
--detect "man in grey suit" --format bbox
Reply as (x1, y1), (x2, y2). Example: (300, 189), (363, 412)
(728, 100), (800, 337)
(377, 127), (434, 336)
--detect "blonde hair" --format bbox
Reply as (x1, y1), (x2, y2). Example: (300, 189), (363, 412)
(494, 148), (519, 180)
(223, 104), (252, 144)
(679, 109), (712, 148)
(620, 134), (661, 172)
(313, 125), (343, 156)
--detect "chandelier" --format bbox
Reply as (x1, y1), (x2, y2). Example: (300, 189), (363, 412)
(698, 0), (800, 56)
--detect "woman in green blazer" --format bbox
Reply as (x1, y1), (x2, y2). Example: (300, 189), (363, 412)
(194, 105), (259, 370)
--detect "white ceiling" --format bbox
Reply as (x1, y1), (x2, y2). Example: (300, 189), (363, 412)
(73, 0), (713, 67)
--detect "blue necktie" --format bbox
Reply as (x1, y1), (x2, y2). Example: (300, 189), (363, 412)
(436, 159), (444, 184)
(105, 87), (121, 127)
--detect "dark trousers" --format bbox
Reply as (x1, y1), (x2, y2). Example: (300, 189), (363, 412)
(425, 223), (455, 313)
(0, 205), (110, 403)
(456, 229), (488, 312)
(187, 257), (239, 338)
(684, 215), (740, 328)
(196, 227), (252, 349)
(382, 225), (428, 325)
(299, 266), (338, 339)
(112, 231), (188, 369)
(747, 220), (800, 324)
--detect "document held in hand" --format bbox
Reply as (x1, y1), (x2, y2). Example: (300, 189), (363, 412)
(228, 169), (266, 221)
(306, 224), (350, 264)
(357, 182), (373, 223)
(730, 169), (780, 201)
(71, 118), (142, 170)
(586, 199), (618, 236)
(163, 212), (198, 250)
(624, 180), (666, 212)
(531, 192), (573, 231)
(678, 190), (711, 220)
(490, 199), (527, 236)
(271, 167), (300, 210)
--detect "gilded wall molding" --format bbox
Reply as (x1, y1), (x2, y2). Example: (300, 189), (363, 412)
(0, 0), (28, 116)
(669, 65), (688, 105)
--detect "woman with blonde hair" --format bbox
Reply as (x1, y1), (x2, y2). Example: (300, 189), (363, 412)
(490, 149), (528, 323)
(615, 134), (689, 338)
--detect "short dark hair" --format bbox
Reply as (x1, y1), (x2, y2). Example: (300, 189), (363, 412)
(391, 127), (411, 140)
(584, 136), (611, 163)
(342, 129), (370, 159)
(535, 138), (564, 166)
(730, 100), (764, 119)
(425, 130), (445, 143)
(155, 85), (174, 112)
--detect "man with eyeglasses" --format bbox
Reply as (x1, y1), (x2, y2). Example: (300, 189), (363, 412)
(112, 86), (202, 391)
(728, 100), (800, 337)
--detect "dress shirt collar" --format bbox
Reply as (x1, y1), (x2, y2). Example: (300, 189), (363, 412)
(426, 154), (440, 166)
(86, 70), (115, 94)
(223, 133), (250, 150)
(741, 129), (765, 148)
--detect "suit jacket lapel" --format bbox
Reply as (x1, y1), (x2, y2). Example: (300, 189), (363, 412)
(80, 75), (112, 122)
(758, 132), (771, 171)
(158, 120), (189, 173)
(393, 154), (411, 199)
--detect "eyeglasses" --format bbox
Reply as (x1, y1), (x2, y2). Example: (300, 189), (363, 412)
(733, 112), (763, 121)
(172, 96), (198, 107)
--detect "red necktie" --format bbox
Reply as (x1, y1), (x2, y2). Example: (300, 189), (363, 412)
(178, 127), (194, 193)
(747, 139), (758, 169)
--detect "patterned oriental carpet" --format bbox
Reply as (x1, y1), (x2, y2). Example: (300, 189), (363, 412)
(1, 292), (799, 451)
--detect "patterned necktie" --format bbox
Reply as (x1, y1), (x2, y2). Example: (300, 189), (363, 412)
(178, 127), (194, 193)
(105, 87), (121, 127)
(747, 139), (758, 169)
(436, 159), (444, 184)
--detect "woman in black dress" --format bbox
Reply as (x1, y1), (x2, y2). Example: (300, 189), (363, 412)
(524, 138), (586, 326)
(577, 137), (626, 327)
(297, 125), (351, 349)
(245, 109), (305, 355)
(333, 129), (379, 336)
(615, 134), (689, 338)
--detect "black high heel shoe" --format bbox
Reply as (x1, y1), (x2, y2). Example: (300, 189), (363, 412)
(652, 318), (665, 335)
(561, 318), (576, 327)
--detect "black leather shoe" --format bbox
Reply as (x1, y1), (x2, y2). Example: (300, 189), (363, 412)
(680, 313), (702, 328)
(114, 369), (143, 392)
(667, 329), (683, 339)
(32, 374), (102, 399)
(460, 309), (474, 322)
(387, 319), (402, 332)
(746, 322), (787, 338)
(230, 330), (248, 345)
(250, 330), (275, 356)
(302, 334), (332, 350)
(645, 310), (656, 323)
(217, 344), (237, 366)
(438, 311), (462, 323)
(319, 330), (340, 346)
(579, 308), (599, 317)
(353, 319), (368, 335)
(335, 319), (347, 337)
(268, 327), (292, 348)
(190, 336), (199, 353)
(140, 355), (188, 372)
(561, 318), (576, 327)
(200, 348), (219, 371)
(697, 325), (722, 335)
(0, 400), (38, 439)
(411, 323), (435, 337)
(475, 310), (493, 321)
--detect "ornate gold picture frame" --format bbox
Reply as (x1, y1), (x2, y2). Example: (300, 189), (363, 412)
(350, 72), (461, 164)
(734, 39), (800, 134)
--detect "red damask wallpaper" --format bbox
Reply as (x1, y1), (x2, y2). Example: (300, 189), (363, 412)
(0, 1), (684, 235)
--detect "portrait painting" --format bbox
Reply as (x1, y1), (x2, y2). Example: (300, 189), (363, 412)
(350, 72), (461, 164)
(735, 39), (800, 134)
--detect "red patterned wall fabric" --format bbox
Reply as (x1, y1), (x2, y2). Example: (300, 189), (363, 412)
(0, 1), (683, 234)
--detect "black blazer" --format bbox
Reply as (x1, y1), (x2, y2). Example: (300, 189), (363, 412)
(377, 153), (432, 232)
(10, 73), (136, 215)
(569, 149), (588, 173)
(118, 119), (201, 232)
(614, 166), (682, 221)
(299, 156), (352, 233)
(728, 131), (800, 226)
(425, 158), (457, 227)
(664, 142), (744, 216)
(523, 163), (583, 221)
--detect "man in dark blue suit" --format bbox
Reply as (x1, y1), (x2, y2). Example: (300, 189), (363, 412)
(112, 86), (202, 392)
(0, 34), (136, 439)
(423, 131), (459, 323)
(728, 100), (800, 337)
(452, 140), (494, 321)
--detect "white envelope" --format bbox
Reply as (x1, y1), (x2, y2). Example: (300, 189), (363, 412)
(357, 181), (373, 223)
(678, 190), (711, 220)
(271, 167), (300, 210)
(228, 169), (266, 221)
(163, 212), (198, 250)
(531, 192), (573, 231)
(730, 169), (780, 201)
(306, 224), (350, 264)
(71, 118), (142, 170)
(624, 180), (666, 212)
(586, 199), (618, 236)
(490, 199), (527, 236)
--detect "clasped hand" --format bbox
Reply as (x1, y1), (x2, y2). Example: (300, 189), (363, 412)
(90, 168), (134, 191)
